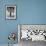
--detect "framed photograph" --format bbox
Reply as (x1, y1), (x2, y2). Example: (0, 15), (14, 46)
(5, 5), (16, 20)
(18, 24), (46, 42)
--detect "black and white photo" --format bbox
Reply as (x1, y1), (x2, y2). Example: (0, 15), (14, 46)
(5, 5), (16, 20)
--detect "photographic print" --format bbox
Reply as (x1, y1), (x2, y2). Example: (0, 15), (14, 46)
(18, 24), (46, 41)
(5, 5), (16, 20)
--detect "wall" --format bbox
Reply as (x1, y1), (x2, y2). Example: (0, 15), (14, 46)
(0, 0), (46, 44)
